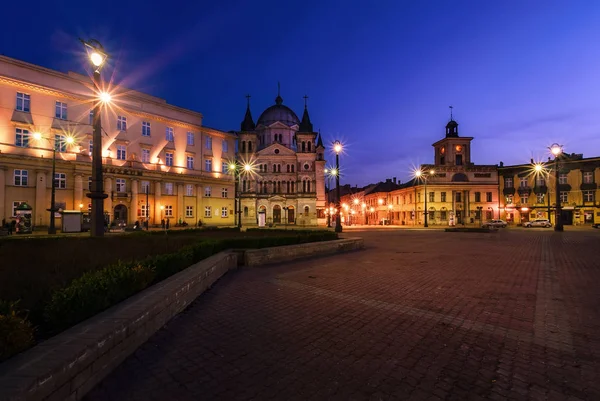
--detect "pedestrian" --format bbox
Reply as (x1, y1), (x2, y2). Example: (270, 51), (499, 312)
(9, 220), (15, 235)
(161, 219), (165, 229)
(166, 219), (170, 229)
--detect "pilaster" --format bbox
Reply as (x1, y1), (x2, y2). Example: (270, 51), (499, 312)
(130, 179), (139, 223)
(35, 170), (48, 226)
(154, 181), (162, 223)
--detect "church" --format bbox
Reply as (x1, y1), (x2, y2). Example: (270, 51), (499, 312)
(236, 91), (327, 227)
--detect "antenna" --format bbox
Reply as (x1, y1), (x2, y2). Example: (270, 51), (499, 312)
(449, 105), (454, 120)
(303, 95), (309, 108)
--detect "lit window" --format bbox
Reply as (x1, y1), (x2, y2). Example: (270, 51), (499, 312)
(15, 128), (30, 148)
(140, 204), (149, 217)
(205, 159), (212, 172)
(165, 205), (173, 217)
(187, 156), (194, 169)
(54, 135), (67, 152)
(506, 195), (513, 204)
(141, 181), (150, 194)
(141, 149), (150, 163)
(54, 173), (66, 189)
(14, 169), (28, 186)
(186, 206), (193, 217)
(520, 195), (528, 204)
(560, 191), (568, 203)
(204, 186), (211, 197)
(205, 136), (212, 150)
(16, 93), (30, 112)
(55, 101), (67, 119)
(142, 121), (151, 137)
(559, 173), (568, 185)
(519, 177), (528, 188)
(222, 140), (228, 152)
(221, 207), (228, 218)
(584, 190), (594, 202)
(165, 152), (174, 167)
(166, 127), (174, 141)
(204, 206), (211, 217)
(187, 132), (194, 145)
(117, 116), (127, 131)
(504, 177), (513, 188)
(221, 188), (228, 198)
(116, 178), (126, 192)
(537, 193), (545, 204)
(116, 145), (126, 160)
(186, 184), (194, 196)
(583, 171), (594, 184)
(164, 182), (173, 195)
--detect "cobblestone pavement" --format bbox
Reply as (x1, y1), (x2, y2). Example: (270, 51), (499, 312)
(85, 229), (600, 400)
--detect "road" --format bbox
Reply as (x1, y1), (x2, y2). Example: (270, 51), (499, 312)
(85, 228), (600, 400)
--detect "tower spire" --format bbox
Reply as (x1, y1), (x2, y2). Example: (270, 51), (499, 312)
(240, 94), (255, 131)
(275, 82), (283, 105)
(303, 94), (309, 109)
(299, 94), (313, 132)
(449, 105), (453, 120)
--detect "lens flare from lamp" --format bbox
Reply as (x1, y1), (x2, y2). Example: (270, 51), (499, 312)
(333, 141), (342, 154)
(99, 92), (111, 103)
(90, 52), (105, 67)
(429, 169), (435, 175)
(414, 170), (422, 178)
(550, 143), (563, 156)
(244, 164), (252, 172)
(33, 132), (42, 141)
(65, 136), (75, 145)
(353, 198), (359, 205)
(534, 163), (543, 172)
(229, 163), (237, 171)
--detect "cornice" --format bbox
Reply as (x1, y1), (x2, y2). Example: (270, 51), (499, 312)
(0, 76), (84, 101)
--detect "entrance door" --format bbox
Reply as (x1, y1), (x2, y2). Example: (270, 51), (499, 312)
(561, 210), (573, 225)
(287, 207), (295, 223)
(114, 204), (128, 225)
(273, 205), (281, 223)
(258, 206), (266, 227)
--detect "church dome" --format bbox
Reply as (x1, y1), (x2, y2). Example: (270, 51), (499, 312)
(256, 95), (300, 127)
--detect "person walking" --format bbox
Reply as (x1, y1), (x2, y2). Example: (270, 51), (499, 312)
(161, 219), (166, 229)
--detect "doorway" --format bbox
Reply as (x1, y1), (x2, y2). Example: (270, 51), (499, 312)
(114, 204), (128, 226)
(287, 206), (295, 223)
(273, 205), (281, 223)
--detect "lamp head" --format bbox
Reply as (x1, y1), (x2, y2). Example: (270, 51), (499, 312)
(333, 140), (342, 154)
(414, 170), (422, 178)
(228, 162), (237, 172)
(353, 198), (359, 205)
(99, 92), (112, 103)
(534, 163), (543, 172)
(81, 39), (108, 70)
(65, 136), (75, 145)
(550, 143), (563, 157)
(32, 132), (42, 141)
(243, 163), (252, 172)
(429, 169), (435, 176)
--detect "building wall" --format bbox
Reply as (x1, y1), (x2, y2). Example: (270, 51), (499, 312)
(0, 55), (235, 228)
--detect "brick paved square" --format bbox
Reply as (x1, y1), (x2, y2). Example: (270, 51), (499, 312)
(85, 229), (600, 400)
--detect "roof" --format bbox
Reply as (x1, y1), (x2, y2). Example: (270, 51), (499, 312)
(256, 95), (300, 127)
(364, 180), (402, 195)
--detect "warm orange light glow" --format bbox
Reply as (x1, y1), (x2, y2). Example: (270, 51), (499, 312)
(333, 141), (342, 154)
(429, 169), (435, 175)
(370, 207), (375, 212)
(160, 205), (165, 210)
(414, 170), (422, 178)
(550, 143), (563, 156)
(99, 92), (111, 103)
(378, 198), (383, 205)
(388, 204), (393, 210)
(79, 203), (84, 209)
(244, 164), (252, 172)
(65, 136), (75, 145)
(353, 198), (359, 205)
(32, 132), (42, 141)
(534, 163), (543, 172)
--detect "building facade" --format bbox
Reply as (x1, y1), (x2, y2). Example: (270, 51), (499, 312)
(0, 55), (236, 228)
(236, 93), (326, 227)
(388, 118), (500, 226)
(498, 154), (600, 226)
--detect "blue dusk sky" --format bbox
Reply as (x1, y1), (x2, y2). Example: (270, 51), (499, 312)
(2, 0), (600, 186)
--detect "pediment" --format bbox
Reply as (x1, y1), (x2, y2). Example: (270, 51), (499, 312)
(268, 195), (287, 202)
(256, 143), (296, 156)
(258, 121), (299, 130)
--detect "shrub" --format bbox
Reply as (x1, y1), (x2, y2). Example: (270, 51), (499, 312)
(0, 301), (35, 362)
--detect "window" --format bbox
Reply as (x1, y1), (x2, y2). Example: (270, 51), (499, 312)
(187, 132), (194, 145)
(141, 149), (150, 163)
(116, 145), (126, 160)
(54, 173), (66, 189)
(520, 195), (528, 205)
(486, 192), (493, 202)
(204, 206), (212, 218)
(560, 191), (568, 203)
(559, 173), (568, 185)
(222, 163), (228, 173)
(55, 135), (67, 152)
(187, 156), (194, 169)
(204, 186), (211, 197)
(55, 101), (67, 119)
(429, 192), (434, 202)
(221, 188), (228, 198)
(165, 205), (173, 217)
(441, 192), (446, 202)
(584, 190), (594, 202)
(165, 127), (174, 141)
(186, 184), (194, 196)
(165, 152), (174, 167)
(141, 181), (150, 194)
(88, 176), (92, 191)
(519, 177), (528, 188)
(89, 110), (94, 125)
(455, 154), (463, 166)
(140, 204), (149, 217)
(14, 169), (28, 186)
(15, 128), (29, 147)
(474, 192), (481, 202)
(409, 194), (412, 204)
(583, 171), (594, 184)
(537, 193), (545, 204)
(116, 178), (126, 192)
(164, 182), (173, 195)
(504, 177), (513, 188)
(222, 140), (228, 152)
(142, 121), (151, 137)
(506, 195), (513, 204)
(535, 176), (545, 186)
(117, 116), (127, 131)
(455, 192), (462, 203)
(304, 206), (310, 217)
(12, 201), (26, 217)
(440, 210), (447, 220)
(16, 93), (30, 112)
(221, 207), (228, 218)
(186, 206), (194, 217)
(205, 159), (212, 172)
(205, 136), (212, 150)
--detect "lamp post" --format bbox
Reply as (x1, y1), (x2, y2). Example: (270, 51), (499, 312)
(333, 141), (343, 233)
(550, 143), (564, 232)
(415, 169), (435, 227)
(325, 168), (336, 228)
(283, 206), (289, 230)
(229, 162), (253, 229)
(388, 204), (393, 225)
(81, 39), (109, 237)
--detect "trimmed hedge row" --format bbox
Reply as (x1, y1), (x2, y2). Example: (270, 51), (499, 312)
(1, 231), (337, 362)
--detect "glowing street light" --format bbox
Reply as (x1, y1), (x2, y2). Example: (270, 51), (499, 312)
(333, 140), (343, 233)
(99, 92), (112, 103)
(414, 168), (435, 227)
(229, 161), (255, 229)
(549, 143), (564, 231)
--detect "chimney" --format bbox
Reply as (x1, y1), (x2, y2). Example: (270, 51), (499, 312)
(386, 178), (391, 183)
(393, 177), (397, 184)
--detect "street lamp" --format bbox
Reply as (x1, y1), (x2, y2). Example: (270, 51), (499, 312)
(550, 143), (564, 232)
(325, 168), (336, 228)
(388, 203), (393, 225)
(229, 162), (254, 229)
(415, 168), (435, 227)
(81, 38), (109, 237)
(333, 141), (343, 233)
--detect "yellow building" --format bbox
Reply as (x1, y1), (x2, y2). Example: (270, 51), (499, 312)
(0, 55), (236, 229)
(498, 154), (600, 226)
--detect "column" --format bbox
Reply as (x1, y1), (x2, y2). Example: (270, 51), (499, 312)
(35, 170), (48, 226)
(73, 174), (83, 212)
(154, 181), (162, 223)
(104, 177), (113, 221)
(177, 183), (184, 223)
(0, 167), (6, 223)
(130, 179), (139, 223)
(196, 184), (203, 225)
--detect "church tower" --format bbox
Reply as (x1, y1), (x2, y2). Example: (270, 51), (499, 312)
(432, 107), (473, 167)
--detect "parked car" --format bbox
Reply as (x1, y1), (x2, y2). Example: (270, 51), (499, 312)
(482, 219), (507, 228)
(523, 219), (552, 228)
(592, 223), (600, 229)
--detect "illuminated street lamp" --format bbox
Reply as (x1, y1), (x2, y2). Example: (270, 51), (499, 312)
(81, 38), (109, 237)
(32, 132), (76, 234)
(415, 168), (435, 227)
(229, 161), (254, 229)
(333, 140), (343, 233)
(550, 143), (564, 232)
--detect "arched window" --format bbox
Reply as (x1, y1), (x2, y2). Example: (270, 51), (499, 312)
(302, 142), (306, 152)
(302, 180), (306, 192)
(307, 181), (311, 192)
(243, 206), (248, 217)
(304, 206), (309, 216)
(291, 164), (295, 173)
(241, 141), (246, 152)
(286, 164), (290, 173)
(248, 142), (253, 152)
(307, 141), (311, 151)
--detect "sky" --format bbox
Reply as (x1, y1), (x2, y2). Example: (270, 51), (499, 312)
(2, 0), (600, 186)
